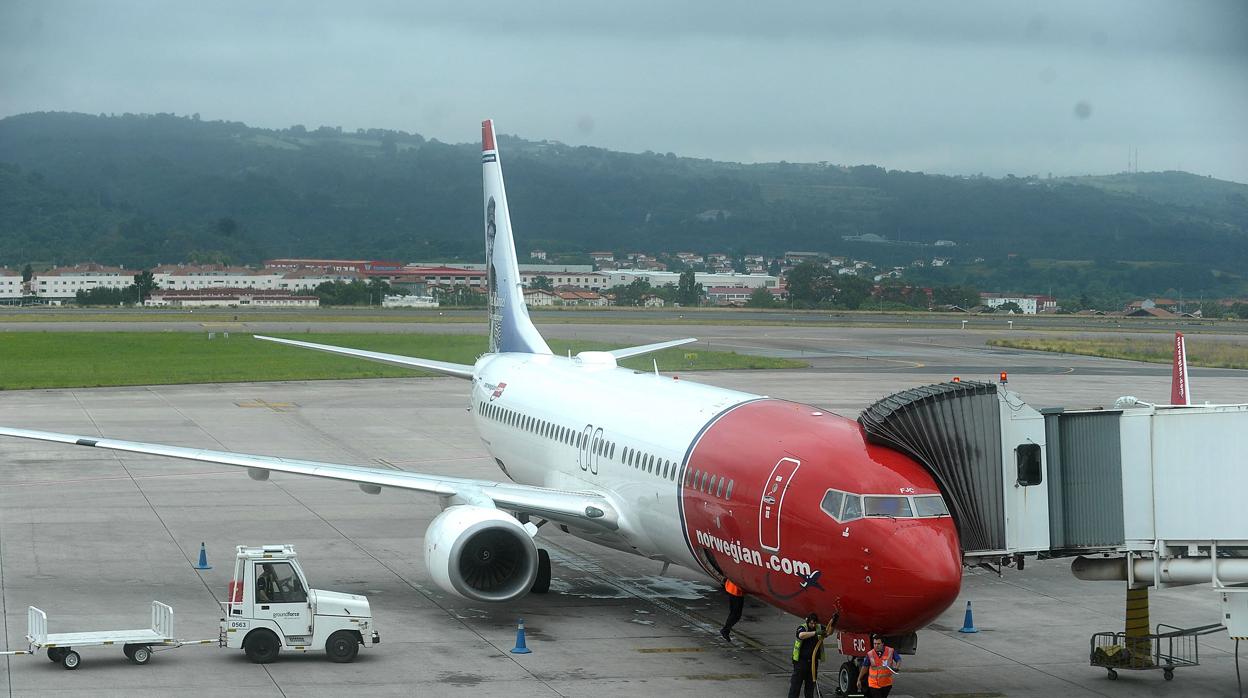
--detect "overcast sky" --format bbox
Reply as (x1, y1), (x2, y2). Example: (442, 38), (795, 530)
(3, 1), (1246, 182)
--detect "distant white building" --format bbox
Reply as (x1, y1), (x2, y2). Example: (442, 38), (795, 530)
(523, 289), (559, 307)
(520, 271), (609, 291)
(153, 264), (282, 291)
(981, 295), (1038, 314)
(276, 269), (364, 292)
(381, 294), (438, 308)
(0, 268), (22, 301)
(144, 288), (318, 308)
(606, 270), (777, 289)
(706, 286), (754, 306)
(556, 290), (608, 307)
(34, 264), (132, 299)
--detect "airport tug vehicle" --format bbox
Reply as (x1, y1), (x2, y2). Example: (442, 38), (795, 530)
(1, 544), (378, 670)
(222, 544), (380, 663)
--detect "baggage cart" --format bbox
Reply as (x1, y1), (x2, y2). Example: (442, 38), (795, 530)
(0, 601), (212, 670)
(1089, 622), (1223, 681)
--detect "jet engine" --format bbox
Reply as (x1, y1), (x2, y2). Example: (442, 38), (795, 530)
(424, 505), (538, 602)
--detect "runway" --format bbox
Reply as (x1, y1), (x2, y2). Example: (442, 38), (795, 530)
(1, 322), (1244, 696)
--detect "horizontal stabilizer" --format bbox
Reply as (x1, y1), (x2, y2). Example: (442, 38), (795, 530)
(608, 338), (698, 361)
(254, 335), (474, 379)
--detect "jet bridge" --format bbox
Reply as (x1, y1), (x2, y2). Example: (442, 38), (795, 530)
(859, 383), (1248, 640)
(857, 381), (1050, 560)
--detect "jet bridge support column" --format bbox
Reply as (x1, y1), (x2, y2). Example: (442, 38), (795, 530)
(1124, 586), (1153, 667)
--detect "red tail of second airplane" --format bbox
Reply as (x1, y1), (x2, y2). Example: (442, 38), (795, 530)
(1171, 331), (1192, 405)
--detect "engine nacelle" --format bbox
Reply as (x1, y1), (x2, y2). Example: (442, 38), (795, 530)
(424, 505), (538, 602)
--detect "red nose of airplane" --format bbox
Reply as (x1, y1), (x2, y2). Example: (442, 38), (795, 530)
(863, 519), (963, 633)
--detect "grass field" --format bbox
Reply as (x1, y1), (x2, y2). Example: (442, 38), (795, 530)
(987, 336), (1248, 369)
(0, 332), (804, 390)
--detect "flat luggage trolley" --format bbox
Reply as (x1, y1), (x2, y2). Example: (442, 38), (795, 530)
(1, 601), (212, 670)
(1089, 622), (1224, 681)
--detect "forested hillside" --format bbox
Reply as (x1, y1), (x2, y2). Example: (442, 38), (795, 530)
(2, 112), (1246, 298)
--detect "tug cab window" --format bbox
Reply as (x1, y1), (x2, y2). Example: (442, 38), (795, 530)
(255, 562), (306, 604)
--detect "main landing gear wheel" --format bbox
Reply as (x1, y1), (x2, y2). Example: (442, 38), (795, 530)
(836, 661), (858, 696)
(61, 650), (81, 670)
(325, 630), (359, 663)
(244, 629), (281, 664)
(531, 548), (551, 594)
(47, 647), (66, 663)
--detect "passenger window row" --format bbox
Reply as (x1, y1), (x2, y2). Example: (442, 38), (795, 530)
(621, 445), (679, 483)
(820, 489), (949, 523)
(477, 400), (618, 460)
(475, 399), (734, 499)
(683, 466), (734, 501)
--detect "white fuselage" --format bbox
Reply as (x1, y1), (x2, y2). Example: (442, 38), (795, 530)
(471, 352), (757, 572)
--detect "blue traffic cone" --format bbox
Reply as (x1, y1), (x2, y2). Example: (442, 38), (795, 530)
(958, 601), (978, 633)
(193, 542), (212, 570)
(510, 618), (532, 654)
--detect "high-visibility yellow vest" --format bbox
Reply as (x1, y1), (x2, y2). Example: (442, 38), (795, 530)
(791, 628), (825, 662)
(867, 647), (895, 688)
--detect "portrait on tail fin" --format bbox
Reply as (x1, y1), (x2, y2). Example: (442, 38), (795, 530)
(486, 196), (503, 353)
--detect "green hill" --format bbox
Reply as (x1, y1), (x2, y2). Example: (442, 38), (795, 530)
(2, 112), (1246, 299)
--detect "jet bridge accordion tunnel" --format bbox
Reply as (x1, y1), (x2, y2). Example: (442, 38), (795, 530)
(858, 381), (1052, 559)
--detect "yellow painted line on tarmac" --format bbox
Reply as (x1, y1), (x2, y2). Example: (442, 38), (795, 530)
(235, 399), (296, 411)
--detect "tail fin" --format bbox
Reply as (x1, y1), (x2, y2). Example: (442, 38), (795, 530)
(1171, 331), (1192, 405)
(482, 120), (551, 355)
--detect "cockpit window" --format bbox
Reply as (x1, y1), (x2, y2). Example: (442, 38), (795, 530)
(820, 490), (844, 519)
(841, 494), (862, 521)
(864, 496), (913, 518)
(913, 495), (950, 517)
(823, 490), (946, 522)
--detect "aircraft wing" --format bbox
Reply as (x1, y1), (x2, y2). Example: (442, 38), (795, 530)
(608, 338), (698, 361)
(0, 426), (618, 532)
(254, 335), (475, 380)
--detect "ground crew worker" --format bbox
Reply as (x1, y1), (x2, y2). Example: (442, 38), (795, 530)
(788, 613), (825, 698)
(257, 563), (280, 603)
(856, 634), (900, 697)
(719, 578), (746, 641)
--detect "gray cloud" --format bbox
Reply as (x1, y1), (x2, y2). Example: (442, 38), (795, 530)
(2, 0), (1245, 182)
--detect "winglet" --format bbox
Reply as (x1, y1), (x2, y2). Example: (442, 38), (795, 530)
(1171, 331), (1191, 405)
(482, 119), (551, 355)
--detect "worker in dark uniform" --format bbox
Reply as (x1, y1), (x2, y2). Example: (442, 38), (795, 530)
(719, 578), (746, 641)
(257, 563), (280, 603)
(788, 613), (826, 698)
(856, 634), (900, 697)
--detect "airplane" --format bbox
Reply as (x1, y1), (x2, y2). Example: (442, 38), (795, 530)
(0, 121), (962, 647)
